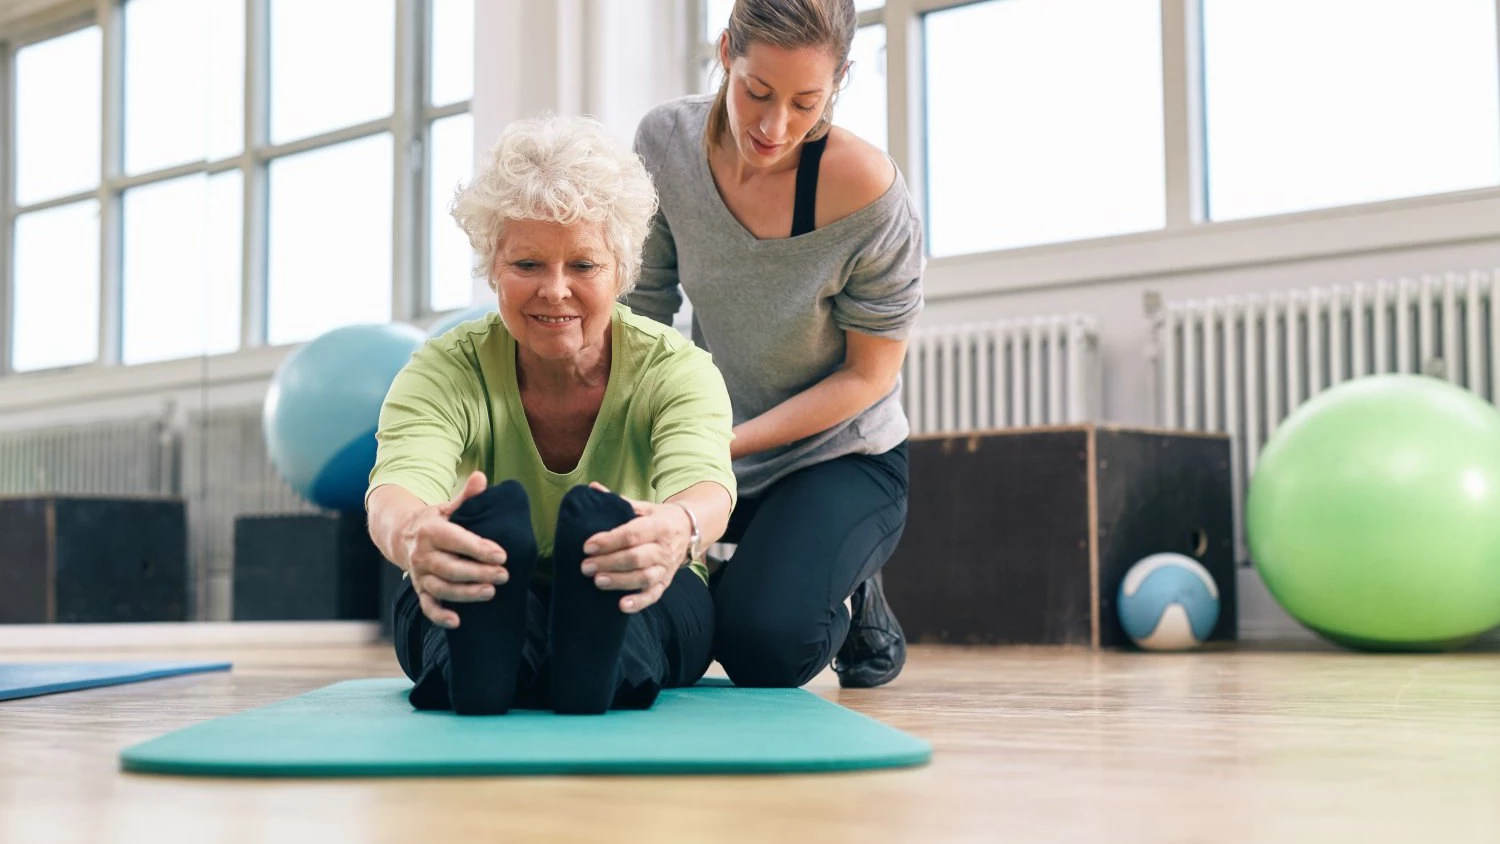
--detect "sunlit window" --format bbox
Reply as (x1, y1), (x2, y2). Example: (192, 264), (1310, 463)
(923, 0), (1166, 257)
(1202, 0), (1500, 220)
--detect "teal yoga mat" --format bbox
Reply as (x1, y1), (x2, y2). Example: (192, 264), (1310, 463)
(120, 677), (932, 776)
(0, 661), (231, 702)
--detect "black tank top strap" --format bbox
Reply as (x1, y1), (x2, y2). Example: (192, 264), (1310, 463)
(790, 134), (828, 237)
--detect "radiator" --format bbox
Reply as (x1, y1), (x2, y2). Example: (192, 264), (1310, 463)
(0, 415), (174, 496)
(0, 402), (317, 621)
(902, 314), (1102, 435)
(179, 403), (319, 619)
(1154, 268), (1498, 561)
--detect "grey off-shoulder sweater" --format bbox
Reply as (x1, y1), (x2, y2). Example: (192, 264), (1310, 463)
(625, 94), (926, 499)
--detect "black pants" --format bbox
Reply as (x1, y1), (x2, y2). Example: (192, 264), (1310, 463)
(393, 567), (716, 710)
(712, 441), (909, 687)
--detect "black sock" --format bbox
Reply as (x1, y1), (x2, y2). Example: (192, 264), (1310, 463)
(549, 485), (637, 715)
(443, 480), (538, 715)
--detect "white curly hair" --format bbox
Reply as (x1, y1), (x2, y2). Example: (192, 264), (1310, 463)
(450, 114), (659, 297)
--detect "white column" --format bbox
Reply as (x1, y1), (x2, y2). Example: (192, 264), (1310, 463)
(472, 0), (587, 150)
(582, 0), (693, 145)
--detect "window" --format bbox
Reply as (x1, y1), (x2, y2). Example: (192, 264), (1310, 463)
(838, 24), (887, 153)
(922, 0), (1165, 258)
(430, 0), (475, 107)
(10, 27), (103, 372)
(205, 0), (246, 162)
(426, 0), (478, 313)
(704, 0), (733, 42)
(267, 135), (395, 346)
(1, 1), (474, 374)
(14, 28), (101, 206)
(1202, 0), (1500, 221)
(123, 0), (237, 175)
(12, 202), (102, 373)
(268, 0), (395, 145)
(428, 113), (477, 312)
(262, 0), (399, 344)
(122, 173), (243, 365)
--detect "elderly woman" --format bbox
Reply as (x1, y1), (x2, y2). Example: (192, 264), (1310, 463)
(365, 115), (736, 716)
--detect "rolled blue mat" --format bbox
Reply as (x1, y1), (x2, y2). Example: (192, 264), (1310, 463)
(0, 661), (232, 702)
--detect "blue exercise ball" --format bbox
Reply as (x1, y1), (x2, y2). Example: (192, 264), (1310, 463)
(264, 322), (427, 511)
(425, 303), (497, 339)
(1116, 552), (1221, 651)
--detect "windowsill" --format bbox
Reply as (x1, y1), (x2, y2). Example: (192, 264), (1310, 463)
(923, 185), (1500, 300)
(0, 343), (294, 415)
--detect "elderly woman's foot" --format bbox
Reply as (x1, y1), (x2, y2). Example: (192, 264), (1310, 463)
(550, 485), (638, 714)
(444, 480), (538, 715)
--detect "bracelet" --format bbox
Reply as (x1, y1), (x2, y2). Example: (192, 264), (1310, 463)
(672, 502), (703, 566)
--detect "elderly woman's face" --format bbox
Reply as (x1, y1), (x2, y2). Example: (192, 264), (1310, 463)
(493, 219), (618, 364)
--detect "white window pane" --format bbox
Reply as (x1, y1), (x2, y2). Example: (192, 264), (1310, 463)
(836, 24), (886, 153)
(704, 0), (732, 42)
(428, 113), (477, 312)
(1203, 0), (1500, 221)
(923, 0), (1165, 258)
(267, 134), (394, 345)
(208, 0), (246, 161)
(430, 0), (474, 106)
(122, 173), (243, 364)
(14, 28), (102, 206)
(855, 0), (882, 11)
(125, 0), (243, 173)
(12, 202), (101, 372)
(269, 0), (394, 144)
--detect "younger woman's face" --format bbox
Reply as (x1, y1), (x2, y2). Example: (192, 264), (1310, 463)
(720, 37), (843, 169)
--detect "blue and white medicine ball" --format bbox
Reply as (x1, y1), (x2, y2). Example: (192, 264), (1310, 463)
(1116, 552), (1221, 651)
(264, 322), (427, 511)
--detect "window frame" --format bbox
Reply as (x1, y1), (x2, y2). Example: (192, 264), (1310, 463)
(2, 5), (103, 376)
(695, 0), (1500, 298)
(0, 0), (472, 381)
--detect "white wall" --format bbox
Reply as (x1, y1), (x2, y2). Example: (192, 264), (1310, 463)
(471, 0), (689, 151)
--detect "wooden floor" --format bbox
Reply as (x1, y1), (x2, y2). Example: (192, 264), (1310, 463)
(1, 637), (1498, 844)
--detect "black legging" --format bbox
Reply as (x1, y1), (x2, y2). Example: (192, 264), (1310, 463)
(393, 566), (715, 710)
(711, 441), (909, 687)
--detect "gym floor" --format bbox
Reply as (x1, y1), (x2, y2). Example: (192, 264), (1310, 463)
(1, 633), (1497, 844)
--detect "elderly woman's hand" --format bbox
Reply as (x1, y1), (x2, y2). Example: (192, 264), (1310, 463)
(399, 471), (511, 629)
(578, 482), (693, 614)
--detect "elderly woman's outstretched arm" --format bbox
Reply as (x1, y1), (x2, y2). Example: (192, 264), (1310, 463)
(366, 342), (511, 630)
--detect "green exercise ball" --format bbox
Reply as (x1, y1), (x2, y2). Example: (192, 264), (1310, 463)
(1246, 374), (1500, 651)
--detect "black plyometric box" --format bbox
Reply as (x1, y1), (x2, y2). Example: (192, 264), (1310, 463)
(0, 496), (188, 623)
(232, 512), (388, 624)
(881, 425), (1237, 648)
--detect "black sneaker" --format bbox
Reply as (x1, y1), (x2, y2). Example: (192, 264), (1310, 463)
(833, 572), (907, 688)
